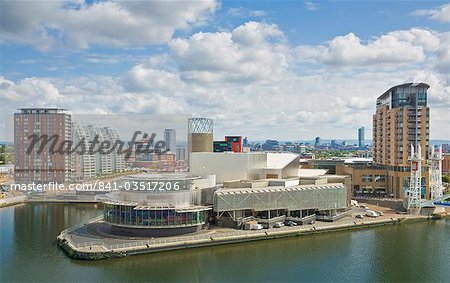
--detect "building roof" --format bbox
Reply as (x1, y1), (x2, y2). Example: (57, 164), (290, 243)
(265, 152), (299, 169)
(215, 183), (345, 196)
(377, 82), (430, 101)
(123, 172), (200, 181)
(343, 157), (373, 164)
(297, 169), (328, 177)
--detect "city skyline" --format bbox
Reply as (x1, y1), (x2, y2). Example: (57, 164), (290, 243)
(1, 1), (449, 141)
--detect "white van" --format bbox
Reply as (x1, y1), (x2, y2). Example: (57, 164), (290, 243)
(365, 210), (380, 218)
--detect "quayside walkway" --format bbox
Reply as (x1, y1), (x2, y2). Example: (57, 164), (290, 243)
(57, 211), (436, 260)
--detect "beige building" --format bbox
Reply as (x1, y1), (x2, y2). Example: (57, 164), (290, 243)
(339, 83), (431, 200)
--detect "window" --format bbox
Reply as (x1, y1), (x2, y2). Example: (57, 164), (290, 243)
(374, 175), (386, 182)
(361, 174), (372, 182)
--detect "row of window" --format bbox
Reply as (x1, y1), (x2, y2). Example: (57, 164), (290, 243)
(361, 174), (386, 183)
(103, 204), (206, 227)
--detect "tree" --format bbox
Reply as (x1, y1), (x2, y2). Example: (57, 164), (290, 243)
(442, 175), (450, 184)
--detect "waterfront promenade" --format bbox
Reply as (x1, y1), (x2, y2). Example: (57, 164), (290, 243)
(58, 210), (442, 260)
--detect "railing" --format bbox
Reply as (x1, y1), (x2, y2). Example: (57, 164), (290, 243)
(66, 227), (293, 251)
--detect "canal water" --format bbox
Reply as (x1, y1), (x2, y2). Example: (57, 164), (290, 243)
(1, 203), (449, 282)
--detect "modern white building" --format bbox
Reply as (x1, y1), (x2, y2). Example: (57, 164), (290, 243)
(102, 127), (126, 172)
(72, 123), (125, 179)
(72, 123), (96, 180)
(190, 152), (300, 183)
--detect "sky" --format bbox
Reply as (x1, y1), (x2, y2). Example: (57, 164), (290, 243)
(1, 0), (449, 142)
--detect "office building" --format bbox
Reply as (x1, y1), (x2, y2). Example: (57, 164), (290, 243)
(315, 137), (321, 147)
(213, 141), (232, 152)
(176, 147), (187, 161)
(14, 108), (72, 183)
(225, 136), (243, 153)
(164, 129), (176, 153)
(358, 127), (365, 149)
(262, 140), (278, 151)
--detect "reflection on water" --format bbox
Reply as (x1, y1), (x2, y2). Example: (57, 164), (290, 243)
(1, 203), (449, 282)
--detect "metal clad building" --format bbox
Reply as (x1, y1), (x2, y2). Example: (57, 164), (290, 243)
(214, 183), (347, 212)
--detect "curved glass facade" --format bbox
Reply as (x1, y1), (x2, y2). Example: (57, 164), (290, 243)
(104, 203), (206, 227)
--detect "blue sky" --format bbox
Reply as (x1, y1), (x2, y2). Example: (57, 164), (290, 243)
(1, 1), (449, 141)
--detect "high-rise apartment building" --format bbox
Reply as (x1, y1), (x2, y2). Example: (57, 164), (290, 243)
(102, 127), (126, 173)
(79, 125), (125, 177)
(14, 108), (72, 183)
(358, 127), (365, 149)
(372, 83), (430, 198)
(72, 123), (96, 180)
(164, 129), (176, 153)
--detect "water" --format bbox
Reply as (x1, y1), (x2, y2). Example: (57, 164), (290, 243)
(1, 203), (449, 282)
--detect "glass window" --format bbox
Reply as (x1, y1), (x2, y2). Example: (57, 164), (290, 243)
(361, 174), (373, 182)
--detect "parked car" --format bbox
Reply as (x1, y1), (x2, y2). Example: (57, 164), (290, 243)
(307, 220), (315, 225)
(355, 214), (364, 219)
(261, 223), (270, 229)
(378, 211), (384, 216)
(365, 210), (380, 218)
(273, 222), (285, 228)
(250, 224), (264, 230)
(285, 221), (298, 226)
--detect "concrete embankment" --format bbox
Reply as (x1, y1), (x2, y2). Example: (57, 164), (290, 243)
(58, 216), (434, 261)
(0, 195), (26, 208)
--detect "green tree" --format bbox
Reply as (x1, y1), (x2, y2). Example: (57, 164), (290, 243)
(443, 175), (450, 184)
(0, 145), (5, 165)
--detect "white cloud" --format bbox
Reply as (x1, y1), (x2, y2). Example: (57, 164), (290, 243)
(0, 0), (218, 51)
(412, 3), (450, 23)
(169, 21), (288, 84)
(228, 7), (267, 18)
(296, 28), (442, 67)
(304, 2), (320, 11)
(1, 22), (449, 141)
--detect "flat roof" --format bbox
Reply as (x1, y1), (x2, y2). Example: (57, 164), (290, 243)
(123, 173), (201, 181)
(297, 169), (328, 177)
(215, 183), (345, 196)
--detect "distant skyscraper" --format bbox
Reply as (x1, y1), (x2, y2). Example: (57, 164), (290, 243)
(14, 108), (72, 183)
(331, 140), (337, 148)
(358, 127), (365, 149)
(243, 137), (248, 147)
(164, 129), (176, 153)
(314, 137), (321, 147)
